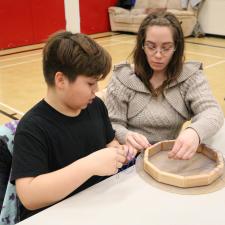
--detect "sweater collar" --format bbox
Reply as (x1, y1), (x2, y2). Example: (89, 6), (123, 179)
(113, 62), (149, 93)
(168, 61), (203, 88)
(113, 61), (203, 93)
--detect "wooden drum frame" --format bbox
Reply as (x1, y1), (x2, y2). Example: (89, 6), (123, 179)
(144, 140), (224, 188)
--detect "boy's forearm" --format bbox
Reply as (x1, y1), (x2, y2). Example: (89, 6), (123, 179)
(16, 156), (94, 210)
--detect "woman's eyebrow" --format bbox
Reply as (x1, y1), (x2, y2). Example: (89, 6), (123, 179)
(162, 42), (174, 45)
(145, 41), (155, 44)
(145, 41), (173, 45)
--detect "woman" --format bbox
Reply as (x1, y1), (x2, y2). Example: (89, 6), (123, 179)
(106, 11), (224, 160)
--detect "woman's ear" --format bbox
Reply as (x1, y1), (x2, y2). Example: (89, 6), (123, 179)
(55, 72), (66, 89)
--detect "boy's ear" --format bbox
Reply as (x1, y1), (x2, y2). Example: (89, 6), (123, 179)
(55, 72), (66, 89)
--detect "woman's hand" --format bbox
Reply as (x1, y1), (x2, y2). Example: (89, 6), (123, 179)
(125, 131), (151, 152)
(168, 128), (200, 160)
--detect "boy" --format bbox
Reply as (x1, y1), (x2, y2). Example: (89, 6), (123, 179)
(11, 31), (135, 220)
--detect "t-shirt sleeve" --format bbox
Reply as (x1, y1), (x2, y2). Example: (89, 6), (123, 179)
(10, 118), (49, 184)
(96, 97), (115, 144)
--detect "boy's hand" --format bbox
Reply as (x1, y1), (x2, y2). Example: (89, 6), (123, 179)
(88, 147), (127, 176)
(106, 139), (138, 163)
(122, 144), (137, 163)
(168, 128), (200, 160)
(125, 131), (151, 151)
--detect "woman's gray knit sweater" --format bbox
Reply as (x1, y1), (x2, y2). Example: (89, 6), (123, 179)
(105, 61), (224, 144)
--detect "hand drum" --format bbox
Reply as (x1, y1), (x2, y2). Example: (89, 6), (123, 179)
(144, 140), (224, 188)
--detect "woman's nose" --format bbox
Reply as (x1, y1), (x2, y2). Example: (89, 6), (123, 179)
(155, 49), (163, 58)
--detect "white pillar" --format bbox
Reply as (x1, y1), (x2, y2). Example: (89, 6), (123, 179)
(64, 0), (80, 33)
(198, 0), (225, 36)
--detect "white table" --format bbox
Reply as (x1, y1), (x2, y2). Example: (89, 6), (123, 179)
(17, 122), (225, 225)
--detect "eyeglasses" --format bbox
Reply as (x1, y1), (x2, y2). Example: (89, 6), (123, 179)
(142, 43), (176, 56)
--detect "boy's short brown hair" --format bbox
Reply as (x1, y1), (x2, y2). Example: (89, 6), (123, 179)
(43, 31), (112, 86)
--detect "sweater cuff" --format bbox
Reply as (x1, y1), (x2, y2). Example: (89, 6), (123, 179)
(185, 126), (201, 143)
(113, 125), (129, 144)
(186, 124), (204, 143)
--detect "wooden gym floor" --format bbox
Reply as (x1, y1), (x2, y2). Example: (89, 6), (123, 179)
(0, 33), (225, 124)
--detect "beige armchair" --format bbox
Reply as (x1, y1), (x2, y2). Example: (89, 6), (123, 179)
(109, 0), (198, 37)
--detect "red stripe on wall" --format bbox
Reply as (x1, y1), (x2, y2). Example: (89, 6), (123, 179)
(79, 0), (117, 34)
(0, 0), (33, 49)
(0, 0), (66, 50)
(31, 0), (66, 43)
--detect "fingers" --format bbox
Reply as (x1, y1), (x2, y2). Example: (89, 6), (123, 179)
(127, 145), (137, 160)
(126, 132), (150, 151)
(168, 129), (199, 160)
(173, 145), (188, 160)
(110, 145), (138, 174)
(168, 140), (196, 160)
(133, 134), (149, 149)
(116, 161), (123, 169)
(116, 147), (126, 156)
(121, 144), (137, 164)
(127, 136), (143, 150)
(182, 148), (196, 160)
(113, 144), (137, 168)
(168, 140), (182, 159)
(116, 153), (126, 164)
(115, 148), (126, 163)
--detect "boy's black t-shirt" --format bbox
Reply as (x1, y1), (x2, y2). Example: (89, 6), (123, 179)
(10, 97), (115, 220)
